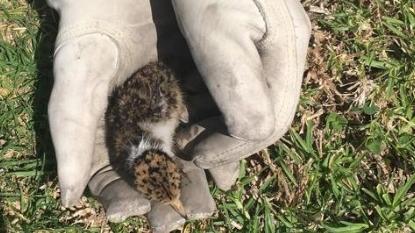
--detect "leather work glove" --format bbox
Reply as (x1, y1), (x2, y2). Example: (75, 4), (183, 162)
(150, 1), (311, 230)
(172, 0), (311, 188)
(46, 0), (310, 232)
(47, 0), (216, 230)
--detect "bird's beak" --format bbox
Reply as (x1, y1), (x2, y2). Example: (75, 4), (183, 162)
(170, 198), (186, 217)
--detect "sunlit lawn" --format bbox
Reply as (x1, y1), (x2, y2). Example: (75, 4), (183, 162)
(1, 0), (415, 232)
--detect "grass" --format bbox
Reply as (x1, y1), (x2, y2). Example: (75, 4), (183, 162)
(1, 0), (415, 232)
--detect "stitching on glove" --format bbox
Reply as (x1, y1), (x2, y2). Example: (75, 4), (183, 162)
(53, 21), (128, 86)
(259, 0), (298, 131)
(252, 0), (268, 43)
(272, 0), (301, 130)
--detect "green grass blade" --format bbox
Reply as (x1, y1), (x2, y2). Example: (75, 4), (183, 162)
(392, 175), (415, 208)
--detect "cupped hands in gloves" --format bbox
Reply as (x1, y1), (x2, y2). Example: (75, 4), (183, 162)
(46, 0), (310, 231)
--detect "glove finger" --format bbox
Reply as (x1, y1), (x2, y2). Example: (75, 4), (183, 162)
(147, 202), (185, 233)
(172, 0), (275, 142)
(178, 159), (216, 219)
(48, 0), (155, 207)
(173, 0), (311, 171)
(175, 117), (243, 168)
(98, 178), (151, 223)
(146, 158), (216, 231)
(208, 161), (240, 191)
(257, 0), (311, 133)
(48, 35), (118, 207)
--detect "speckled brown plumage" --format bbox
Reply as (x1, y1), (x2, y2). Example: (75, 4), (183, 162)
(133, 150), (181, 202)
(106, 62), (186, 215)
(106, 62), (184, 162)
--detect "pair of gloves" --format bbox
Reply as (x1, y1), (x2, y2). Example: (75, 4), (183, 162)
(46, 0), (311, 232)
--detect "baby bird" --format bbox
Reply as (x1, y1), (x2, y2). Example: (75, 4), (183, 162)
(106, 62), (186, 216)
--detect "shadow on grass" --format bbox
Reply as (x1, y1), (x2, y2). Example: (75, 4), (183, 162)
(29, 0), (58, 186)
(0, 205), (5, 233)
